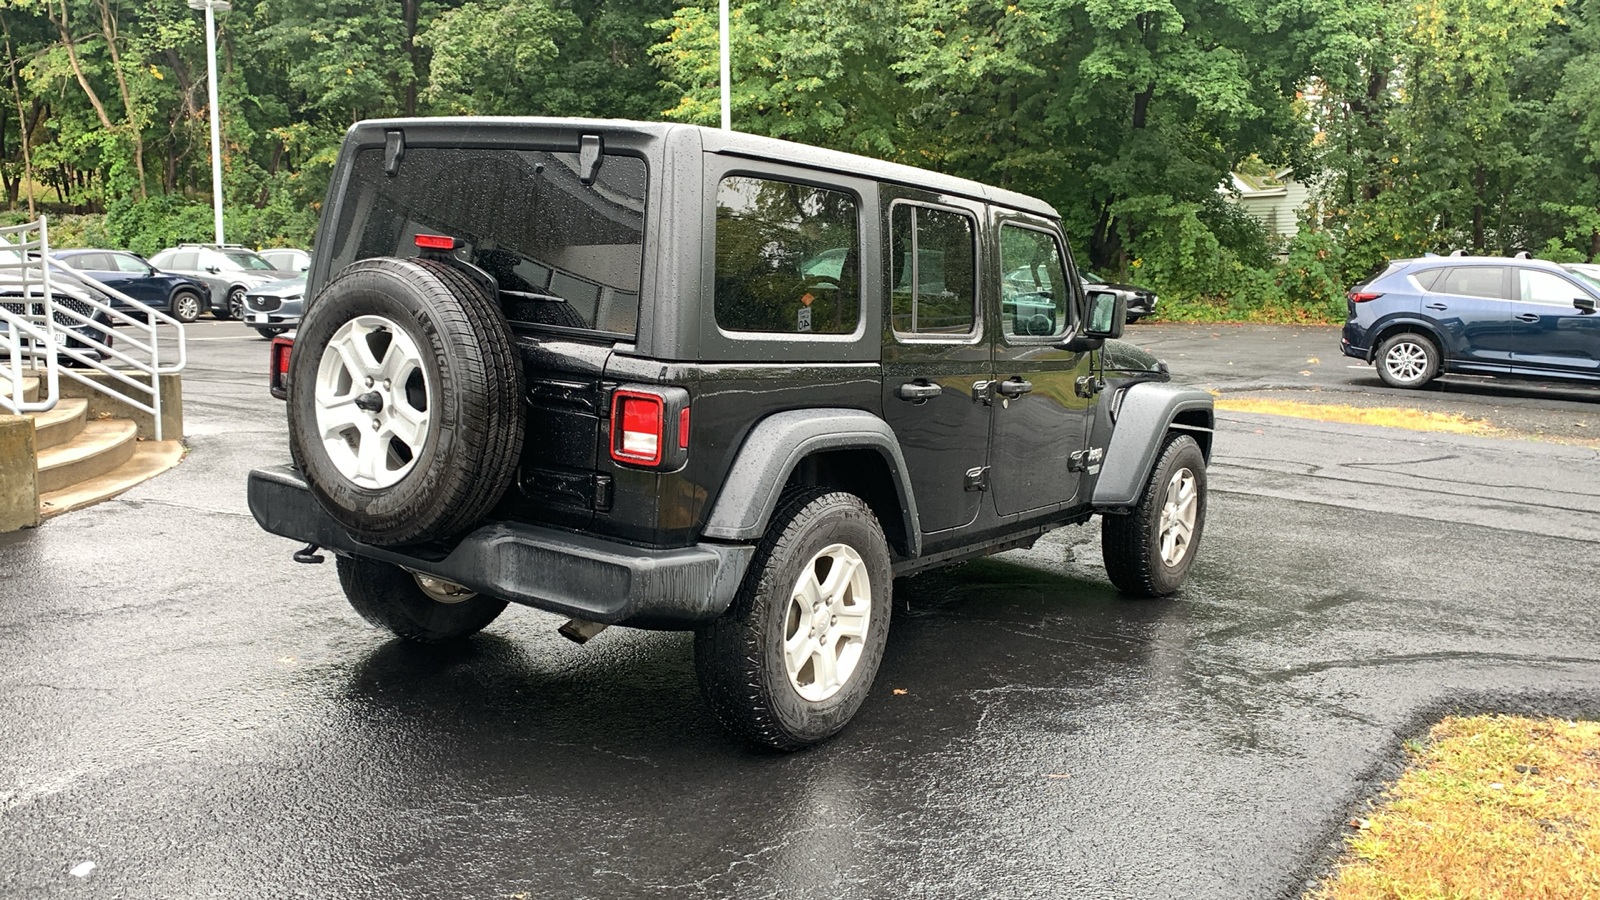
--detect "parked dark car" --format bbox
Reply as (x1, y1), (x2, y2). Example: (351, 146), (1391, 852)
(1003, 266), (1158, 323)
(1340, 254), (1600, 388)
(1, 248), (116, 364)
(248, 117), (1213, 750)
(1083, 270), (1159, 322)
(49, 248), (210, 323)
(243, 275), (305, 338)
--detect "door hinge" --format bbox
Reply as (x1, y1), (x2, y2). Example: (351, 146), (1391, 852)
(1075, 375), (1105, 398)
(964, 466), (990, 492)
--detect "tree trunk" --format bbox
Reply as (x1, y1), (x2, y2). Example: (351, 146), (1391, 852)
(1472, 165), (1485, 251)
(1589, 228), (1599, 263)
(0, 10), (36, 216)
(93, 0), (146, 198)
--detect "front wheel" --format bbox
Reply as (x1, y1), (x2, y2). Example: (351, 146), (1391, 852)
(336, 556), (507, 643)
(695, 488), (892, 750)
(217, 286), (246, 321)
(1102, 434), (1207, 597)
(1375, 332), (1440, 389)
(170, 290), (202, 324)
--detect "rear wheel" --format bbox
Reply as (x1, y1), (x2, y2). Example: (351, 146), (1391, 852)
(215, 286), (247, 321)
(1102, 434), (1207, 597)
(254, 326), (286, 339)
(695, 488), (892, 750)
(1375, 332), (1439, 389)
(336, 556), (506, 643)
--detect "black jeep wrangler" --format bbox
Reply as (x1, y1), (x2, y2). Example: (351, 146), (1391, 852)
(248, 118), (1214, 750)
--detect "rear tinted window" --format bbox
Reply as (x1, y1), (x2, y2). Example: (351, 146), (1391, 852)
(714, 175), (860, 335)
(329, 146), (647, 337)
(1437, 266), (1506, 299)
(1411, 267), (1444, 291)
(890, 203), (977, 336)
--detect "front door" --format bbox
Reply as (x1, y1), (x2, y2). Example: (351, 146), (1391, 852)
(988, 219), (1093, 517)
(879, 194), (992, 540)
(1509, 268), (1600, 377)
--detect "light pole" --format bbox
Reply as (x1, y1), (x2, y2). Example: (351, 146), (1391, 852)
(719, 0), (730, 131)
(188, 0), (231, 244)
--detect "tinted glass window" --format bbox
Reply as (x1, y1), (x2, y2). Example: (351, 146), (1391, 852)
(1519, 269), (1583, 306)
(111, 254), (149, 274)
(330, 147), (648, 337)
(72, 253), (111, 271)
(1411, 267), (1445, 291)
(999, 225), (1070, 338)
(1438, 266), (1506, 300)
(1564, 264), (1600, 291)
(169, 252), (198, 270)
(890, 203), (976, 336)
(715, 176), (859, 335)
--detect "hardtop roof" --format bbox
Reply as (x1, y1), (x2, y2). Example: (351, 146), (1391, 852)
(348, 117), (1061, 221)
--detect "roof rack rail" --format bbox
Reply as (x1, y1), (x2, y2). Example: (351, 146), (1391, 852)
(1449, 249), (1466, 257)
(1513, 250), (1531, 259)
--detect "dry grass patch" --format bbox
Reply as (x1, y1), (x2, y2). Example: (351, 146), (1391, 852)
(1311, 715), (1600, 900)
(1216, 397), (1502, 436)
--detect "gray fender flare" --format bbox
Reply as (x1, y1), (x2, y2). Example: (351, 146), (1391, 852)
(1091, 382), (1215, 511)
(701, 409), (922, 558)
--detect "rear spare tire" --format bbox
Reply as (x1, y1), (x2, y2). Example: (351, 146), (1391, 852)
(287, 257), (524, 545)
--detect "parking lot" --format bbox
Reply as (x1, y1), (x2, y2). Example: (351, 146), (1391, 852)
(2, 321), (1597, 899)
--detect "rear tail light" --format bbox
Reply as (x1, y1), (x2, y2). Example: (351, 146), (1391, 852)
(1348, 291), (1383, 303)
(608, 386), (692, 469)
(269, 336), (293, 401)
(414, 234), (458, 250)
(613, 391), (663, 464)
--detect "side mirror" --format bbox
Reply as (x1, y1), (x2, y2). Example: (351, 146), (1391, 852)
(1576, 297), (1597, 314)
(206, 266), (220, 274)
(1085, 289), (1126, 339)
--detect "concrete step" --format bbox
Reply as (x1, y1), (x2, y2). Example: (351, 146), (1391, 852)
(39, 440), (184, 520)
(28, 398), (88, 451)
(0, 373), (41, 405)
(35, 418), (138, 494)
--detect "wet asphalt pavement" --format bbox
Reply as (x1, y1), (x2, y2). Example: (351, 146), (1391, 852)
(2, 322), (1598, 899)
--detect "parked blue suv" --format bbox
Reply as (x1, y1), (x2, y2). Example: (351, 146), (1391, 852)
(1340, 255), (1600, 389)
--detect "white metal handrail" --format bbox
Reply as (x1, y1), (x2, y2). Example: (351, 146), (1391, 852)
(0, 217), (187, 440)
(0, 219), (61, 416)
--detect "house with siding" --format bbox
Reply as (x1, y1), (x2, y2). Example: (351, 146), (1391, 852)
(1225, 168), (1312, 241)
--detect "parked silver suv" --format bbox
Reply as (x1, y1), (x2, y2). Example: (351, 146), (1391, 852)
(148, 244), (285, 320)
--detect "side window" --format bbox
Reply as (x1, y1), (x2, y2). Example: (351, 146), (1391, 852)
(73, 253), (110, 270)
(1518, 269), (1582, 306)
(889, 203), (977, 336)
(999, 224), (1071, 338)
(1438, 266), (1506, 300)
(112, 254), (150, 274)
(1412, 267), (1445, 291)
(715, 175), (860, 335)
(169, 252), (197, 270)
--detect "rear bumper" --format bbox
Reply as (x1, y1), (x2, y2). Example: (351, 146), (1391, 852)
(247, 465), (753, 629)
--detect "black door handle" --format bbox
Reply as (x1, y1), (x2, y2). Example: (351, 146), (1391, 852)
(896, 381), (943, 401)
(1515, 313), (1540, 323)
(1425, 302), (1448, 310)
(995, 379), (1033, 397)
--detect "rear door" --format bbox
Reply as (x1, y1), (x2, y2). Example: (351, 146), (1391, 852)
(988, 217), (1093, 518)
(1424, 266), (1512, 371)
(1509, 268), (1600, 377)
(878, 190), (992, 540)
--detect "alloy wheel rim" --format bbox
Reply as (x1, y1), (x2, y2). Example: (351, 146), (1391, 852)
(177, 295), (199, 320)
(313, 314), (432, 489)
(411, 572), (476, 604)
(1158, 467), (1198, 567)
(1384, 341), (1428, 382)
(783, 543), (871, 702)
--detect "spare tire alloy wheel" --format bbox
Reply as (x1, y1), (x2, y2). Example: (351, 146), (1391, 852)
(314, 314), (431, 489)
(287, 257), (524, 546)
(695, 488), (892, 750)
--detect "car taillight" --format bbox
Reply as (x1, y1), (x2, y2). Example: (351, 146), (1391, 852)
(608, 386), (692, 469)
(269, 336), (293, 401)
(1348, 291), (1383, 303)
(414, 234), (457, 250)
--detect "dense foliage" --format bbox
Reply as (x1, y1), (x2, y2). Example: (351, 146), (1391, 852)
(0, 0), (1592, 319)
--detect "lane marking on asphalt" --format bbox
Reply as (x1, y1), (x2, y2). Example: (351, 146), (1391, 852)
(186, 335), (262, 342)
